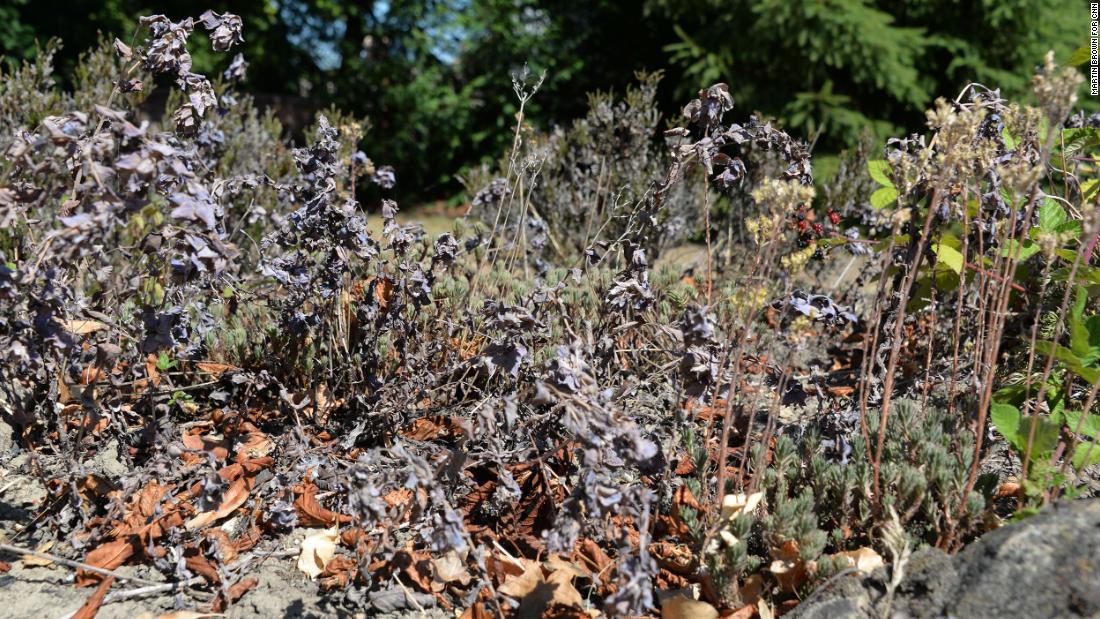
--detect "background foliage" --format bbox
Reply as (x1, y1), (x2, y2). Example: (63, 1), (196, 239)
(0, 0), (1087, 202)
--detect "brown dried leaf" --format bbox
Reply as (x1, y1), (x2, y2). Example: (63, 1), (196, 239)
(185, 477), (249, 531)
(544, 567), (584, 608)
(63, 319), (108, 335)
(212, 577), (257, 612)
(71, 575), (115, 619)
(497, 559), (543, 598)
(660, 593), (718, 619)
(78, 539), (135, 586)
(725, 605), (757, 619)
(194, 362), (241, 375)
(294, 481), (352, 527)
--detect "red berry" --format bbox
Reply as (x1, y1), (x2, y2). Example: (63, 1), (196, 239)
(812, 223), (824, 235)
(797, 219), (810, 232)
(828, 210), (841, 226)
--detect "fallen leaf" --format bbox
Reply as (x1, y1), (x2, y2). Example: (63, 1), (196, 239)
(544, 568), (584, 608)
(297, 526), (339, 579)
(574, 538), (614, 583)
(318, 555), (358, 591)
(769, 539), (813, 593)
(22, 540), (56, 567)
(499, 558), (584, 616)
(544, 554), (587, 580)
(757, 598), (775, 619)
(78, 539), (136, 586)
(184, 553), (220, 583)
(740, 573), (763, 606)
(194, 362), (240, 375)
(71, 575), (114, 619)
(498, 559), (544, 598)
(64, 319), (107, 335)
(839, 547), (884, 574)
(660, 593), (718, 619)
(994, 481), (1022, 499)
(212, 577), (258, 612)
(185, 477), (250, 531)
(294, 481), (352, 527)
(432, 549), (472, 586)
(721, 492), (763, 521)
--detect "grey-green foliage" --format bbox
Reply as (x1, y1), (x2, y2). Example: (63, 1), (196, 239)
(757, 400), (993, 563)
(0, 39), (62, 171)
(68, 35), (146, 113)
(470, 73), (701, 264)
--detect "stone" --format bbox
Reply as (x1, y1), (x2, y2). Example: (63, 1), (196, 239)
(790, 500), (1100, 619)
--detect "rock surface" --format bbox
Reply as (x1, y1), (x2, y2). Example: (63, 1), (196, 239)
(791, 499), (1100, 619)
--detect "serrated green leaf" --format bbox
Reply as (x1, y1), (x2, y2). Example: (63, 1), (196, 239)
(1055, 220), (1082, 237)
(1066, 410), (1100, 439)
(867, 160), (893, 187)
(1083, 179), (1100, 202)
(1038, 199), (1067, 231)
(870, 186), (897, 209)
(1001, 239), (1041, 262)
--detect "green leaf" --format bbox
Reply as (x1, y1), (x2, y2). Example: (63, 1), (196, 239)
(933, 243), (964, 274)
(1072, 444), (1100, 470)
(1070, 314), (1096, 364)
(1009, 506), (1042, 522)
(867, 160), (894, 187)
(991, 402), (1023, 451)
(1001, 239), (1041, 262)
(1068, 45), (1092, 66)
(1083, 179), (1100, 202)
(1034, 340), (1100, 384)
(156, 351), (177, 371)
(1065, 410), (1100, 439)
(991, 402), (1060, 460)
(1038, 199), (1067, 232)
(1055, 220), (1083, 237)
(1001, 128), (1017, 151)
(870, 186), (898, 209)
(1081, 315), (1100, 365)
